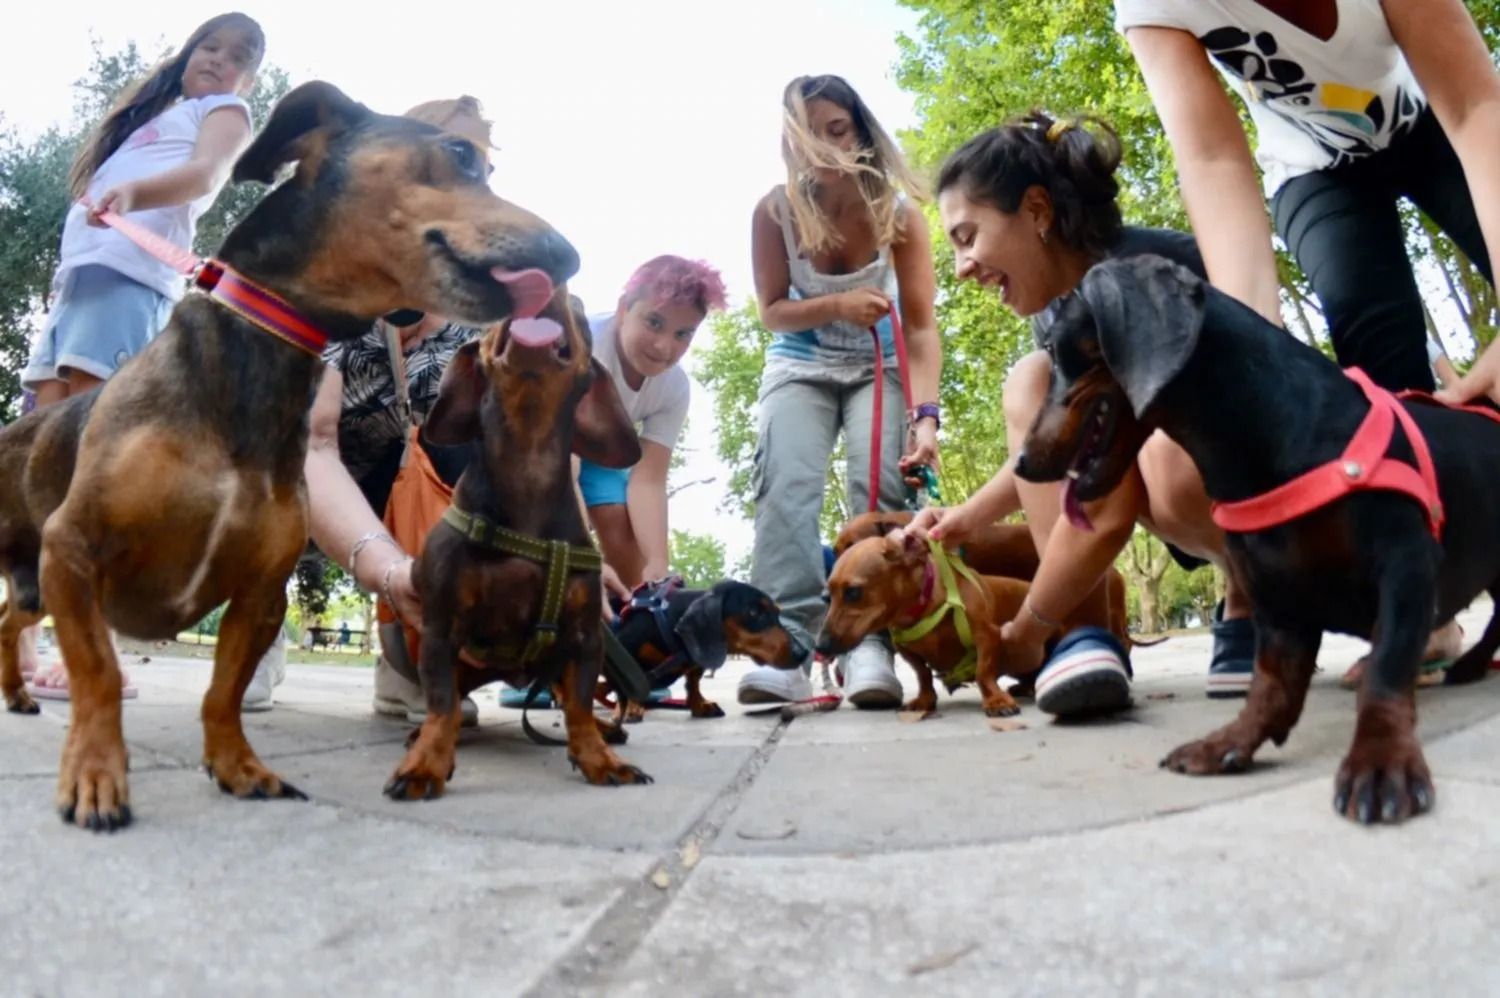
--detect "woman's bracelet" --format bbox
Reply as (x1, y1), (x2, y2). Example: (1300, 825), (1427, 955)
(381, 556), (414, 608)
(1024, 598), (1063, 630)
(348, 531), (400, 576)
(910, 401), (941, 429)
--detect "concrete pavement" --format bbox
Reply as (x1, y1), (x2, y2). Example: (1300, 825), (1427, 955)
(4, 602), (1500, 996)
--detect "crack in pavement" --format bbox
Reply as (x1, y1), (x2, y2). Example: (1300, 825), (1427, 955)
(522, 713), (794, 996)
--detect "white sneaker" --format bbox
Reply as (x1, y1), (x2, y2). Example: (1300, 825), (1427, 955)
(841, 637), (902, 710)
(737, 664), (815, 705)
(372, 655), (478, 727)
(242, 633), (288, 713)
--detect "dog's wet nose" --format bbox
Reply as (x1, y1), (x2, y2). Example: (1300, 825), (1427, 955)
(538, 228), (580, 284)
(1014, 451), (1032, 479)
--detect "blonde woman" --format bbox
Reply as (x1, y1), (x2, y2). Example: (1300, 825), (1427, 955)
(738, 74), (941, 708)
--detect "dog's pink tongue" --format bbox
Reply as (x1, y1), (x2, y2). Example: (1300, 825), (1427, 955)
(1061, 477), (1095, 533)
(509, 316), (563, 348)
(490, 267), (554, 320)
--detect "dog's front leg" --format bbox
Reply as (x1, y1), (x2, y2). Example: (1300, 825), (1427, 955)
(897, 650), (938, 716)
(41, 519), (133, 831)
(385, 627), (461, 801)
(562, 642), (651, 786)
(1336, 557), (1438, 824)
(1162, 618), (1321, 776)
(975, 624), (1021, 718)
(202, 588), (307, 802)
(0, 579), (41, 715)
(684, 666), (724, 719)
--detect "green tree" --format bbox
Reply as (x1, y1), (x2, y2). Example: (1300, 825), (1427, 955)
(669, 529), (728, 589)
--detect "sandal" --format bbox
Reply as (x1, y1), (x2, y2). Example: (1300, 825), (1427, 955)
(1340, 622), (1465, 690)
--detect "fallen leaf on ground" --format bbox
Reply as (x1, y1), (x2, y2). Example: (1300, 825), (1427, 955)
(988, 717), (1027, 733)
(1146, 691), (1176, 701)
(650, 869), (672, 890)
(908, 942), (979, 976)
(898, 709), (935, 724)
(735, 823), (797, 841)
(680, 840), (701, 869)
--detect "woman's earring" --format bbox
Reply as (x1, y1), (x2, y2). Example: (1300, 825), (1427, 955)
(1039, 229), (1049, 246)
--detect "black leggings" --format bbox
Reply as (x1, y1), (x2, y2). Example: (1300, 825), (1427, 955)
(1272, 108), (1491, 394)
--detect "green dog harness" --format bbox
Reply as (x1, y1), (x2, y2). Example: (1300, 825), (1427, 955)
(888, 539), (985, 685)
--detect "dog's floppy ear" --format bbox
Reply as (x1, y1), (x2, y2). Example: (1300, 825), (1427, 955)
(1080, 256), (1206, 418)
(233, 81), (372, 185)
(675, 584), (729, 673)
(573, 359), (642, 468)
(422, 340), (484, 446)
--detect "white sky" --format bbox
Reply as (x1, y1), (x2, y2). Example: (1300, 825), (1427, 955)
(2, 1), (924, 567)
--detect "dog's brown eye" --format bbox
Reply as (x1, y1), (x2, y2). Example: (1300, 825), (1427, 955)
(443, 139), (484, 182)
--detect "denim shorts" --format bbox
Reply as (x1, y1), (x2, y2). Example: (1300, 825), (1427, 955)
(577, 459), (631, 507)
(23, 265), (173, 389)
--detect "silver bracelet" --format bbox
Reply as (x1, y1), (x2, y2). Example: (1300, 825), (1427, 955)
(348, 531), (399, 576)
(1025, 599), (1063, 630)
(381, 556), (414, 608)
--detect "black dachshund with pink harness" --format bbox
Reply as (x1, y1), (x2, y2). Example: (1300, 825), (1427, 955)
(1014, 254), (1500, 825)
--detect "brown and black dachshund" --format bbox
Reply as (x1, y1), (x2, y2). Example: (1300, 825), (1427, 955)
(1016, 254), (1500, 824)
(0, 81), (579, 831)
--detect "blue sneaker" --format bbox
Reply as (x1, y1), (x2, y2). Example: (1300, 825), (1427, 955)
(1206, 602), (1255, 699)
(1035, 627), (1132, 717)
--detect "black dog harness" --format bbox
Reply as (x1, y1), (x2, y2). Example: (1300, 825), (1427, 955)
(615, 575), (698, 686)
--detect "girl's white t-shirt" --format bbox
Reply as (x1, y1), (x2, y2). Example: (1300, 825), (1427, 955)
(57, 93), (252, 299)
(1115, 0), (1427, 195)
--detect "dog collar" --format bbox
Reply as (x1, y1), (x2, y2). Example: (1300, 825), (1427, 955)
(896, 557), (938, 628)
(194, 260), (330, 358)
(1210, 368), (1451, 539)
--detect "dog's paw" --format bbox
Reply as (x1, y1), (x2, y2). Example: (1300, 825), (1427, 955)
(690, 699), (726, 719)
(1160, 733), (1254, 775)
(982, 696), (1021, 718)
(203, 754), (307, 802)
(596, 718), (629, 746)
(569, 750), (654, 787)
(1334, 738), (1434, 824)
(5, 688), (40, 715)
(623, 702), (647, 724)
(57, 737), (132, 833)
(383, 768), (448, 802)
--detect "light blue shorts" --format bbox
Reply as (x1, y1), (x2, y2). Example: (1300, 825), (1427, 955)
(23, 265), (172, 390)
(578, 459), (631, 507)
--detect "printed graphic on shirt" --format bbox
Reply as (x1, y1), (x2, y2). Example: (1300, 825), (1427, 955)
(1198, 26), (1424, 168)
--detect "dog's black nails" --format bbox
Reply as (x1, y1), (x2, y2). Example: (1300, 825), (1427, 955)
(58, 804), (76, 825)
(1220, 749), (1242, 772)
(1380, 787), (1401, 824)
(280, 781), (308, 801)
(118, 805), (133, 828)
(1413, 781), (1434, 813)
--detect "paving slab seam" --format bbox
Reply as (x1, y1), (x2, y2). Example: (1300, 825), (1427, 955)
(521, 715), (795, 996)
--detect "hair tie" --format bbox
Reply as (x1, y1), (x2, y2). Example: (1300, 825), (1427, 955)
(1045, 119), (1072, 143)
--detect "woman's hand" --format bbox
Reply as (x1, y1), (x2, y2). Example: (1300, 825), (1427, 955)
(838, 287), (892, 327)
(86, 183), (138, 226)
(383, 558), (423, 634)
(1436, 340), (1500, 408)
(999, 616), (1048, 674)
(900, 418), (939, 484)
(904, 500), (983, 548)
(600, 563), (631, 623)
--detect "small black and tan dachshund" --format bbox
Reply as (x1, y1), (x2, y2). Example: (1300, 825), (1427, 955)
(1016, 254), (1500, 825)
(604, 578), (805, 723)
